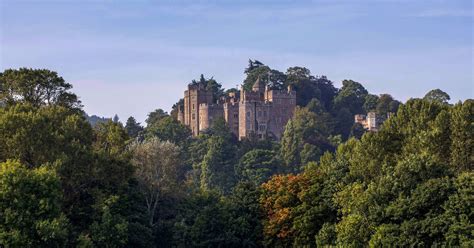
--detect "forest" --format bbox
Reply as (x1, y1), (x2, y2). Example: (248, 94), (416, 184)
(0, 61), (472, 247)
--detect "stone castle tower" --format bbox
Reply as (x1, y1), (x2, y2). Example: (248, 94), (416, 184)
(178, 79), (296, 140)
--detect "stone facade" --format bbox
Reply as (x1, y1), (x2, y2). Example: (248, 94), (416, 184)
(354, 112), (393, 132)
(178, 79), (296, 140)
(182, 83), (214, 136)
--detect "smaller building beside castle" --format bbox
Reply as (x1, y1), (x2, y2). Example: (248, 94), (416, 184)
(354, 112), (394, 132)
(178, 78), (296, 140)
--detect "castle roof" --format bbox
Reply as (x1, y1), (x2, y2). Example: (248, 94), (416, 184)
(252, 77), (265, 92)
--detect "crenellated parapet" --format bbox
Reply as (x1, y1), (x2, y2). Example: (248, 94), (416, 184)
(180, 78), (296, 140)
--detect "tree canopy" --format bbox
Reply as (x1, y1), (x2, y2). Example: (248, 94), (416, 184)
(1, 66), (471, 248)
(0, 68), (81, 110)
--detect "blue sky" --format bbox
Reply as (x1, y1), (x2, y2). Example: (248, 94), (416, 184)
(1, 0), (472, 123)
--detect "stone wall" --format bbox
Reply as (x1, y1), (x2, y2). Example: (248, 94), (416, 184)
(224, 101), (239, 137)
(181, 82), (296, 140)
(199, 103), (224, 132)
(182, 84), (213, 136)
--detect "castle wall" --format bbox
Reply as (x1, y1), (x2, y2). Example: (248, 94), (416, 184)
(182, 82), (296, 140)
(183, 85), (214, 136)
(353, 112), (393, 132)
(177, 109), (184, 123)
(239, 101), (252, 139)
(265, 89), (296, 139)
(199, 103), (224, 131)
(224, 102), (239, 137)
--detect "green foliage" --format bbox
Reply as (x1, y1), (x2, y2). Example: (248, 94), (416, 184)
(450, 100), (474, 173)
(442, 172), (474, 247)
(376, 93), (400, 115)
(200, 135), (237, 193)
(349, 123), (366, 139)
(2, 66), (471, 247)
(236, 149), (281, 185)
(333, 79), (368, 114)
(89, 196), (129, 248)
(125, 116), (143, 139)
(286, 68), (337, 109)
(264, 98), (473, 247)
(129, 137), (184, 227)
(0, 103), (93, 167)
(145, 116), (191, 146)
(145, 109), (168, 127)
(363, 94), (378, 112)
(173, 183), (265, 247)
(0, 160), (69, 247)
(280, 107), (332, 169)
(243, 61), (286, 91)
(172, 191), (233, 247)
(0, 68), (82, 109)
(424, 88), (451, 104)
(187, 118), (238, 194)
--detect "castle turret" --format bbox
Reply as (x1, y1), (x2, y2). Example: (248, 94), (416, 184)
(252, 77), (265, 92)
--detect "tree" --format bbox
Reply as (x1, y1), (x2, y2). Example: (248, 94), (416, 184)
(236, 149), (280, 185)
(113, 114), (120, 123)
(88, 196), (129, 248)
(92, 121), (133, 192)
(244, 59), (265, 74)
(424, 89), (451, 104)
(442, 172), (474, 247)
(189, 119), (238, 194)
(0, 68), (82, 109)
(333, 79), (368, 115)
(0, 160), (69, 247)
(145, 109), (168, 127)
(243, 61), (286, 91)
(172, 191), (235, 247)
(449, 100), (473, 173)
(125, 116), (143, 139)
(145, 116), (191, 146)
(363, 94), (379, 113)
(129, 138), (183, 227)
(376, 94), (399, 116)
(200, 135), (237, 194)
(223, 182), (264, 247)
(286, 67), (337, 108)
(260, 173), (307, 247)
(0, 104), (93, 168)
(280, 107), (332, 169)
(349, 122), (366, 139)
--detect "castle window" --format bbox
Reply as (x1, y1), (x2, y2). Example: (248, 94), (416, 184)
(192, 104), (195, 110)
(233, 113), (238, 118)
(259, 125), (266, 131)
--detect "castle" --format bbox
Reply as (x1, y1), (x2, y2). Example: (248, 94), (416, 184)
(177, 78), (296, 140)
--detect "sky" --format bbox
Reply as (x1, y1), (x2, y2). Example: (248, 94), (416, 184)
(1, 0), (473, 123)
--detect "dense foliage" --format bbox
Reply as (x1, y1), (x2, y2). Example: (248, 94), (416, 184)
(0, 66), (472, 247)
